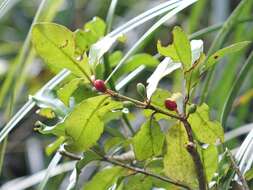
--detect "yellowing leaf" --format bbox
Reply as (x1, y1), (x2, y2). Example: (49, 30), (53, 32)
(163, 124), (198, 188)
(133, 119), (165, 161)
(188, 104), (224, 144)
(32, 23), (91, 78)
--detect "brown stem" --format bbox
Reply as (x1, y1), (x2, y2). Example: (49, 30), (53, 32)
(59, 149), (191, 189)
(103, 88), (206, 189)
(91, 149), (191, 190)
(107, 89), (181, 120)
(181, 119), (207, 190)
(227, 150), (250, 190)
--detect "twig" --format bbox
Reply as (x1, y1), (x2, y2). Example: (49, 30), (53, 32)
(226, 149), (250, 190)
(180, 119), (207, 190)
(91, 149), (191, 190)
(107, 89), (181, 120)
(59, 149), (190, 189)
(58, 150), (83, 161)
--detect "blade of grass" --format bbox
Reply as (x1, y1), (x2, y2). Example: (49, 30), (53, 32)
(108, 0), (183, 38)
(221, 50), (253, 127)
(225, 123), (253, 142)
(37, 151), (62, 190)
(209, 0), (253, 119)
(200, 0), (251, 104)
(106, 0), (198, 83)
(188, 0), (207, 33)
(88, 0), (184, 68)
(104, 0), (118, 89)
(0, 69), (69, 144)
(189, 18), (253, 39)
(106, 0), (118, 34)
(0, 0), (48, 106)
(0, 161), (75, 190)
(0, 137), (7, 174)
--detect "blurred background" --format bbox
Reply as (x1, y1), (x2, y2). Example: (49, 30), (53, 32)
(0, 0), (252, 189)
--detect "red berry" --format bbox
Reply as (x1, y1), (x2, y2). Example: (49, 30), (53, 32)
(164, 99), (177, 111)
(93, 79), (107, 92)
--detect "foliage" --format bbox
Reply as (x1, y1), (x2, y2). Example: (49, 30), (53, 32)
(0, 1), (253, 190)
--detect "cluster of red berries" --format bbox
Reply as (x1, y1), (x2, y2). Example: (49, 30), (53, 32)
(92, 78), (178, 112)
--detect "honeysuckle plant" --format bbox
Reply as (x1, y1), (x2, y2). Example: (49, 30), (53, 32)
(27, 13), (252, 189)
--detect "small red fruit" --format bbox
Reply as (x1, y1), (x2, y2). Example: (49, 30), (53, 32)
(164, 99), (177, 111)
(93, 79), (107, 92)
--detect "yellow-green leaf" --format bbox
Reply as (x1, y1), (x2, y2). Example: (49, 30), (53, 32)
(157, 40), (179, 61)
(188, 104), (224, 144)
(204, 41), (251, 71)
(83, 167), (126, 190)
(172, 26), (192, 70)
(200, 144), (218, 182)
(63, 95), (122, 152)
(164, 123), (198, 188)
(133, 119), (165, 161)
(32, 23), (91, 78)
(57, 78), (84, 106)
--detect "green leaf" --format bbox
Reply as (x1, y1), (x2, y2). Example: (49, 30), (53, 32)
(188, 104), (224, 144)
(104, 137), (125, 153)
(35, 121), (65, 137)
(109, 51), (123, 67)
(32, 23), (91, 78)
(83, 166), (126, 190)
(57, 78), (84, 106)
(74, 17), (106, 54)
(123, 174), (153, 190)
(245, 167), (253, 181)
(68, 150), (102, 190)
(45, 136), (66, 156)
(204, 41), (251, 71)
(133, 119), (165, 161)
(77, 150), (101, 174)
(157, 40), (179, 61)
(85, 17), (106, 39)
(151, 88), (171, 109)
(163, 124), (198, 188)
(114, 53), (159, 79)
(172, 26), (192, 70)
(63, 95), (122, 152)
(143, 88), (173, 120)
(199, 145), (218, 182)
